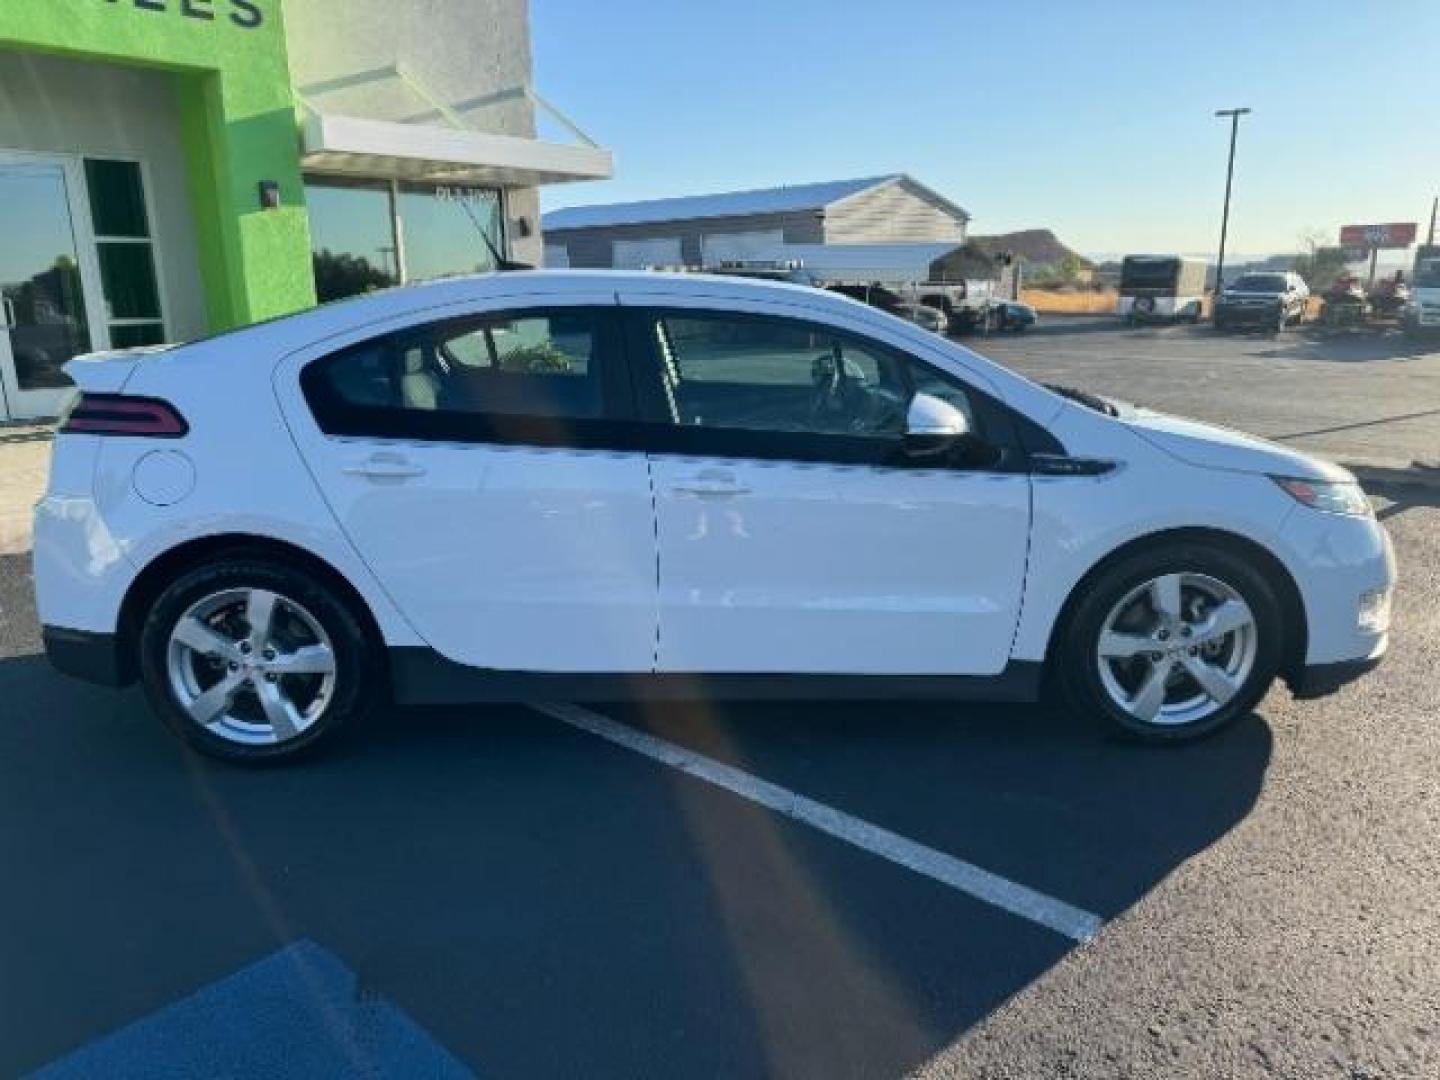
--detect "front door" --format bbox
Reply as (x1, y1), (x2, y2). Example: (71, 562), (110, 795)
(627, 304), (1032, 676)
(0, 152), (108, 421)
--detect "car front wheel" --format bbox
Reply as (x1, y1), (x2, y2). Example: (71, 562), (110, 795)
(138, 555), (375, 763)
(1057, 544), (1284, 742)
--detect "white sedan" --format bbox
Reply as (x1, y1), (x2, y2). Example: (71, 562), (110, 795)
(35, 271), (1394, 762)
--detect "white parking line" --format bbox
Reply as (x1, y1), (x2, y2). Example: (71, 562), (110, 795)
(533, 702), (1105, 944)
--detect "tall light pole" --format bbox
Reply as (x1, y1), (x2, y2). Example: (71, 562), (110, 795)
(1213, 107), (1251, 296)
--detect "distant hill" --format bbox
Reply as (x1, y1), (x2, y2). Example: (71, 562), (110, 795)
(970, 229), (1093, 271)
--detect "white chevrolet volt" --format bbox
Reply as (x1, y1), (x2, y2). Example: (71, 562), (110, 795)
(34, 271), (1395, 762)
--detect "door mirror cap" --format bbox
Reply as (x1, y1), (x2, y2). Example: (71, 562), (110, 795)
(906, 392), (971, 437)
(903, 392), (979, 462)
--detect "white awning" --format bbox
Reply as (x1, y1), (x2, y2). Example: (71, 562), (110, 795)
(301, 111), (614, 188)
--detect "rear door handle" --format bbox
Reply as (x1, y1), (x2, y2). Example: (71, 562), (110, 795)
(671, 470), (750, 498)
(342, 455), (427, 480)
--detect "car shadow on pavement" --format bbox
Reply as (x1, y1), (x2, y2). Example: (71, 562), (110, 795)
(1372, 479), (1440, 521)
(0, 635), (1274, 1079)
(1250, 327), (1437, 363)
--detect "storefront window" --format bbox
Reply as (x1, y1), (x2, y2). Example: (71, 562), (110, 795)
(306, 179), (401, 304)
(84, 159), (165, 347)
(397, 185), (503, 281)
(306, 178), (504, 303)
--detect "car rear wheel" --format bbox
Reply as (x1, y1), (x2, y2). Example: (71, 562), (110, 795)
(139, 556), (375, 763)
(1057, 544), (1284, 742)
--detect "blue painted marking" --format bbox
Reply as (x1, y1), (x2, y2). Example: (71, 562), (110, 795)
(32, 940), (473, 1078)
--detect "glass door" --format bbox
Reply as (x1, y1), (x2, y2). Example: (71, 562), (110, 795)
(0, 153), (108, 421)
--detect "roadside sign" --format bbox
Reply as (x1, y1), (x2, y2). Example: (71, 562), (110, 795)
(1339, 222), (1418, 250)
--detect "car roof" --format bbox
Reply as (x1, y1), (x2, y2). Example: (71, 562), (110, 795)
(213, 270), (872, 349)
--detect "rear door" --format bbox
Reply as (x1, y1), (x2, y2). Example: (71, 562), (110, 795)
(622, 298), (1033, 676)
(277, 296), (658, 673)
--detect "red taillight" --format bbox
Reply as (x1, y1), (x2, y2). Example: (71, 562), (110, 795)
(58, 393), (189, 438)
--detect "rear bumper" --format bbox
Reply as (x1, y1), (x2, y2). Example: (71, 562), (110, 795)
(42, 626), (131, 687)
(1287, 648), (1386, 700)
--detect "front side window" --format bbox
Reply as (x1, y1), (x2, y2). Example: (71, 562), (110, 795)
(644, 311), (976, 439)
(303, 308), (615, 439)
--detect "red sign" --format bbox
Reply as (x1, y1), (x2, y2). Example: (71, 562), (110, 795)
(1339, 222), (1418, 250)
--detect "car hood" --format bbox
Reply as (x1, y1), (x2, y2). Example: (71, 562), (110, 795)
(1121, 407), (1352, 482)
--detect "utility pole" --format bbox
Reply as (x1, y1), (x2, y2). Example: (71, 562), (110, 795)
(1213, 107), (1251, 297)
(1427, 195), (1437, 248)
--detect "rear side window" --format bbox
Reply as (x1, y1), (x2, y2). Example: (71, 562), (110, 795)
(302, 308), (617, 438)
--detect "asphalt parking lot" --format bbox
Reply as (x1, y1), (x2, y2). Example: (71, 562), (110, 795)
(3, 321), (1439, 1078)
(973, 317), (1440, 470)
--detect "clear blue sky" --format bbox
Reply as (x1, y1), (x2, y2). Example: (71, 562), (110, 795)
(532, 0), (1440, 257)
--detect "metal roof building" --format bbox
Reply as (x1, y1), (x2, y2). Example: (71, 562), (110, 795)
(542, 174), (970, 270)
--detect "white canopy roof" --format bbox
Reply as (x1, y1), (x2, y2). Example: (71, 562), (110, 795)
(301, 111), (614, 188)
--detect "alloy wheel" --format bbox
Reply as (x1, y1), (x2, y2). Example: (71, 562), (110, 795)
(1095, 572), (1258, 727)
(165, 587), (338, 746)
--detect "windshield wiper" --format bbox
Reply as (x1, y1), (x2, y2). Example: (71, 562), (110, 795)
(1044, 383), (1120, 417)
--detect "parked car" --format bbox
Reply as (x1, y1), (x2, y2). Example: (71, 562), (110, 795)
(895, 300), (947, 334)
(901, 280), (994, 333)
(825, 284), (945, 333)
(1403, 253), (1440, 337)
(1213, 271), (1309, 331)
(36, 271), (1393, 761)
(987, 299), (1037, 332)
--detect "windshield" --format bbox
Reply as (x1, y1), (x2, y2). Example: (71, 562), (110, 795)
(1228, 273), (1287, 293)
(1416, 260), (1440, 289)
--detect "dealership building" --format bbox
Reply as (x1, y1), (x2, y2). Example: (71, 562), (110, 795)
(0, 0), (611, 421)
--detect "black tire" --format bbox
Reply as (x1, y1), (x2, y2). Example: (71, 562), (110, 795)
(138, 553), (376, 763)
(1055, 542), (1284, 743)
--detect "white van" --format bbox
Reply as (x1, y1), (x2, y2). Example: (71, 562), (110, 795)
(1406, 250), (1440, 336)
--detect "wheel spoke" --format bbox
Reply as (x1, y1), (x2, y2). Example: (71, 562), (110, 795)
(245, 589), (279, 650)
(1193, 600), (1253, 645)
(266, 645), (336, 677)
(1181, 655), (1240, 705)
(1099, 629), (1154, 659)
(1149, 574), (1183, 621)
(172, 617), (242, 662)
(187, 672), (245, 727)
(1128, 658), (1173, 722)
(256, 680), (301, 741)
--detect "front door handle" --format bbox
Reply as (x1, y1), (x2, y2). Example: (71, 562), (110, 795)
(342, 454), (427, 480)
(671, 469), (750, 498)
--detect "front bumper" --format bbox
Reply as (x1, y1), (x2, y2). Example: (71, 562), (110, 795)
(1287, 648), (1386, 700)
(1215, 303), (1283, 325)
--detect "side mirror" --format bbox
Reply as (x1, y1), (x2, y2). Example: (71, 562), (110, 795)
(903, 392), (974, 460)
(906, 391), (970, 436)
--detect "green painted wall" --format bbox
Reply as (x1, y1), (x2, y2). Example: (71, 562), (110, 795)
(0, 1), (316, 330)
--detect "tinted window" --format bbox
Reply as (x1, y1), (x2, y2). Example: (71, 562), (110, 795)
(1229, 274), (1287, 293)
(303, 309), (614, 437)
(644, 311), (975, 438)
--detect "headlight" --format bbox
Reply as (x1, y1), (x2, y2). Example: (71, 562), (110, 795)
(1272, 476), (1373, 517)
